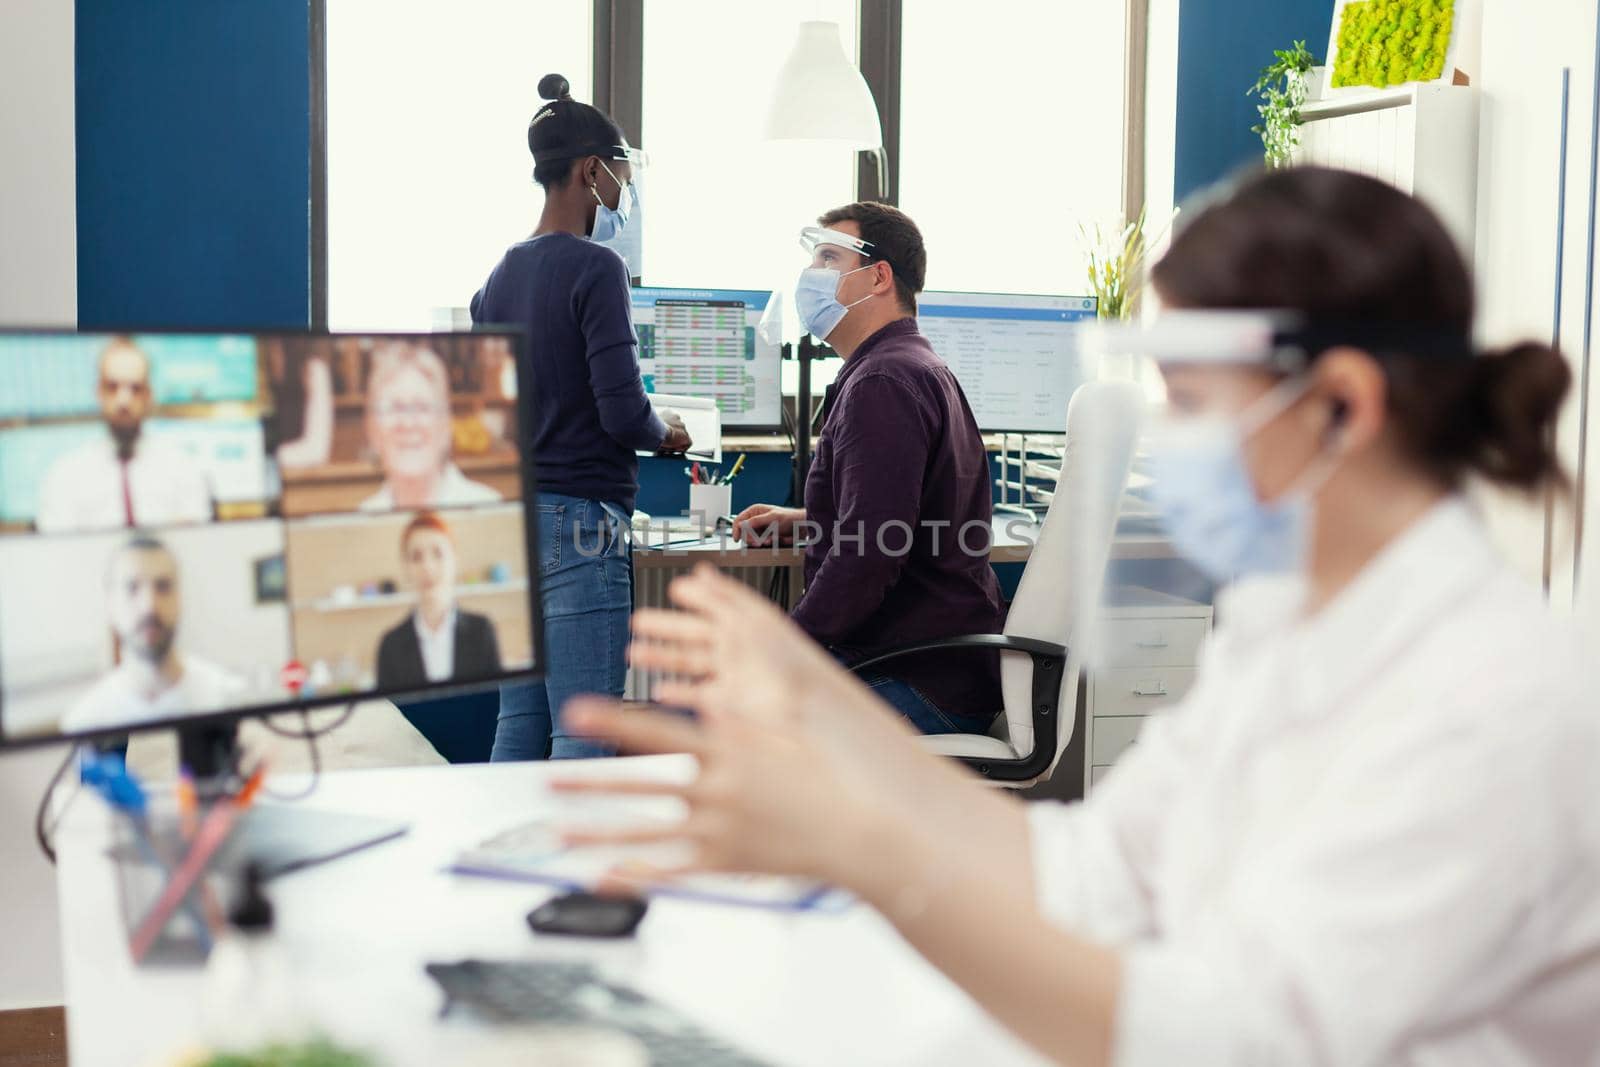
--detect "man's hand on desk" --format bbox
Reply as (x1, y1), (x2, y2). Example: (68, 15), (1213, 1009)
(731, 504), (805, 546)
(656, 410), (693, 455)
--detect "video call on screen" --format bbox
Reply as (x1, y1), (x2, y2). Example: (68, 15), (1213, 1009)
(0, 332), (537, 742)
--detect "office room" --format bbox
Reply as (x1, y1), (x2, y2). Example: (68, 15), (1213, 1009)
(3, 0), (1600, 1064)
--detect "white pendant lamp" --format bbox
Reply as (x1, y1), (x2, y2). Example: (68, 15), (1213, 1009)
(763, 20), (882, 150)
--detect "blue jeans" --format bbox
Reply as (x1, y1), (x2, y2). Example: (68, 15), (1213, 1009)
(493, 493), (632, 761)
(842, 654), (992, 736)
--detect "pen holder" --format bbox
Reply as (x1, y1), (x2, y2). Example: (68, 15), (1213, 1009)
(687, 483), (732, 535)
(108, 800), (237, 967)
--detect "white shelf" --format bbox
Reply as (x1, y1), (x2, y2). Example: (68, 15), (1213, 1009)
(1297, 84), (1427, 122)
(300, 578), (528, 613)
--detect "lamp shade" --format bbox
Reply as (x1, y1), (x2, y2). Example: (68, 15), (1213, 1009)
(763, 20), (882, 149)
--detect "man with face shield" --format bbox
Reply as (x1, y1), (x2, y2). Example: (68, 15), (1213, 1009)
(554, 169), (1600, 1066)
(732, 203), (1004, 735)
(64, 535), (244, 734)
(471, 74), (689, 762)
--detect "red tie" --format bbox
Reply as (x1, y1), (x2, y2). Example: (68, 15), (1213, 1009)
(120, 459), (136, 527)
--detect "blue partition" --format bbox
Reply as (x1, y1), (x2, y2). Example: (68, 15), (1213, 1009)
(75, 0), (310, 328)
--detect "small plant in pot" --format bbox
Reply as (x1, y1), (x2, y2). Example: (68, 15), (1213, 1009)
(1248, 40), (1317, 169)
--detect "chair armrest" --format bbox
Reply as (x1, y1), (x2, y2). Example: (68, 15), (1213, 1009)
(848, 634), (1067, 675)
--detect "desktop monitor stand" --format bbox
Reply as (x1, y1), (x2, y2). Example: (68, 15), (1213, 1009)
(177, 721), (408, 880)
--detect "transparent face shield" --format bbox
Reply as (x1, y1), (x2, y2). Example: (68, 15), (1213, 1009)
(1080, 310), (1310, 427)
(1043, 310), (1313, 679)
(798, 226), (875, 271)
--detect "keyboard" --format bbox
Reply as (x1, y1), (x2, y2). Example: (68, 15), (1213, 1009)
(425, 959), (773, 1067)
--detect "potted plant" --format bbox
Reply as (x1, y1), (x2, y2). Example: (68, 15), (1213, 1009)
(1247, 40), (1316, 169)
(1080, 207), (1175, 321)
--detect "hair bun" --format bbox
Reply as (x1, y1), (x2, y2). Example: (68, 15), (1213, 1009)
(537, 74), (572, 102)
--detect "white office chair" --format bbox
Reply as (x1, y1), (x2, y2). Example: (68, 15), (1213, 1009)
(848, 381), (1142, 788)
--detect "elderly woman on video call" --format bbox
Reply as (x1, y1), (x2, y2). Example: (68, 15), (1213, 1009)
(360, 342), (501, 512)
(556, 168), (1600, 1067)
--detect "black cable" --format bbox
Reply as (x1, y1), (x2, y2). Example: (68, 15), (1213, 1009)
(259, 710), (324, 803)
(34, 743), (82, 865)
(258, 699), (357, 740)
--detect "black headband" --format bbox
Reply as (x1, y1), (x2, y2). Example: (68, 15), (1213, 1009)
(529, 142), (622, 167)
(1269, 320), (1475, 372)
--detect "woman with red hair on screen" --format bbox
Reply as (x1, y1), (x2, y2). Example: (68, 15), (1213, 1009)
(376, 511), (502, 692)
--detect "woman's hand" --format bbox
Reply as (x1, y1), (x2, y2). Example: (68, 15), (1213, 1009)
(655, 410), (692, 455)
(553, 566), (1030, 898)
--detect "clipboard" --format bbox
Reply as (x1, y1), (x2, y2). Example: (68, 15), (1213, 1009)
(642, 393), (721, 463)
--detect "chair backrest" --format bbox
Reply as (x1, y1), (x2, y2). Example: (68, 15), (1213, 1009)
(996, 380), (1142, 770)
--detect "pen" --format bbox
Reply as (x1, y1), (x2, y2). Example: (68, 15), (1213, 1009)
(724, 453), (747, 483)
(83, 754), (214, 952)
(176, 771), (198, 841)
(691, 463), (702, 484)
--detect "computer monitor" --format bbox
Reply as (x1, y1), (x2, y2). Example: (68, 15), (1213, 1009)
(916, 292), (1100, 434)
(0, 329), (544, 750)
(631, 287), (783, 432)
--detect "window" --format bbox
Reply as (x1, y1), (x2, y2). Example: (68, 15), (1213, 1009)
(326, 1), (592, 330)
(639, 0), (860, 299)
(897, 2), (1128, 296)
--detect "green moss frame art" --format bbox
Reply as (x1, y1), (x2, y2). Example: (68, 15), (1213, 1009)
(1329, 0), (1456, 89)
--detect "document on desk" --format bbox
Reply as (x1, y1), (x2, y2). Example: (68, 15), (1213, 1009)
(451, 815), (838, 911)
(640, 393), (722, 463)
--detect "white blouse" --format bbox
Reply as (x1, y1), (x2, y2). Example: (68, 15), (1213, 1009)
(1029, 499), (1600, 1067)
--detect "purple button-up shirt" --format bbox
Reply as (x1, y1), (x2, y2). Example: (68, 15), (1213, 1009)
(792, 317), (1004, 719)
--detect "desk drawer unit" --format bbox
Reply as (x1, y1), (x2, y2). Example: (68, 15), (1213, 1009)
(1098, 618), (1209, 669)
(1085, 599), (1212, 794)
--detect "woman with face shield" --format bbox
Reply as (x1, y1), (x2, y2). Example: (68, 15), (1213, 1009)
(471, 74), (691, 761)
(548, 168), (1600, 1066)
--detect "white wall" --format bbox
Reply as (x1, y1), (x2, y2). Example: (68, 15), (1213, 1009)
(0, 0), (75, 1011)
(1472, 0), (1597, 606)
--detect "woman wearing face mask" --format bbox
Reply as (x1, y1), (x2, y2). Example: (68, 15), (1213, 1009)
(471, 74), (691, 761)
(555, 168), (1600, 1066)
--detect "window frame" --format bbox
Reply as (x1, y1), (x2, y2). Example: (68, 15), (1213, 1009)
(308, 0), (1148, 317)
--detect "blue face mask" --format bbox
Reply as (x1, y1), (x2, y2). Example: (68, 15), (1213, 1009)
(589, 160), (634, 243)
(794, 263), (874, 340)
(1146, 380), (1334, 583)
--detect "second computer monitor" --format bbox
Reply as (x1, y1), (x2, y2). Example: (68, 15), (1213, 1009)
(632, 287), (782, 431)
(0, 330), (542, 747)
(917, 292), (1099, 434)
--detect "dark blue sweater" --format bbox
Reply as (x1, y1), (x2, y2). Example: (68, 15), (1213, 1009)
(471, 233), (666, 512)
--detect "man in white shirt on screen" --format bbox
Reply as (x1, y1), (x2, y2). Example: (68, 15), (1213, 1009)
(35, 337), (213, 533)
(62, 535), (243, 735)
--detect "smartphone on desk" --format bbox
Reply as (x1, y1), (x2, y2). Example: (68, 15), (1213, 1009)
(527, 890), (649, 938)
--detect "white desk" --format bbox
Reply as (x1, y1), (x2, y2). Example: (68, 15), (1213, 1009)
(56, 758), (1048, 1067)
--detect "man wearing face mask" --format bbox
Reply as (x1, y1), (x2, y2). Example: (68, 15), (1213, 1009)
(733, 203), (1004, 734)
(471, 73), (690, 761)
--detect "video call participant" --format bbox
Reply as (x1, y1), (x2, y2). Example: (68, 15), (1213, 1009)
(36, 337), (213, 533)
(470, 73), (690, 761)
(733, 204), (1004, 735)
(375, 511), (503, 691)
(359, 343), (502, 512)
(62, 535), (243, 735)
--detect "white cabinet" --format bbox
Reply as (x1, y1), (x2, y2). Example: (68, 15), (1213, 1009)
(1294, 84), (1481, 258)
(1083, 586), (1212, 793)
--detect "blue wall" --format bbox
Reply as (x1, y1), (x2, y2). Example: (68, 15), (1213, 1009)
(1173, 0), (1335, 203)
(75, 1), (310, 328)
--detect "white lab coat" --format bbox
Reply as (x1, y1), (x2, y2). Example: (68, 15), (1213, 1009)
(1029, 498), (1600, 1067)
(35, 433), (212, 533)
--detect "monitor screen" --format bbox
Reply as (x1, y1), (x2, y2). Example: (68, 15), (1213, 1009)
(631, 287), (782, 431)
(916, 292), (1100, 434)
(0, 331), (542, 746)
